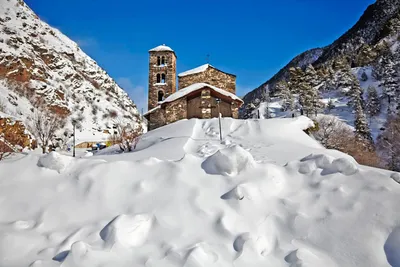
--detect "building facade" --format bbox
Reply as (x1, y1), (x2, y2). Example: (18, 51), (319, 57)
(144, 45), (243, 131)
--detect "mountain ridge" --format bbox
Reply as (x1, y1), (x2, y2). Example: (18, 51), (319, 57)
(0, 0), (142, 147)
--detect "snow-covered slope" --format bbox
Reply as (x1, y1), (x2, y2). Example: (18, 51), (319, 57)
(0, 0), (142, 143)
(0, 117), (399, 267)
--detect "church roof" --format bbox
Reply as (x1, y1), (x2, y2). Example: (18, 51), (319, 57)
(161, 83), (242, 104)
(178, 64), (211, 77)
(178, 64), (236, 77)
(149, 44), (174, 52)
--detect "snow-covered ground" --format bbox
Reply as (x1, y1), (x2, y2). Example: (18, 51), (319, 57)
(0, 117), (399, 267)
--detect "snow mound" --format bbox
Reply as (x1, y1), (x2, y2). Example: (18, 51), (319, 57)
(391, 173), (400, 184)
(299, 153), (358, 176)
(100, 214), (153, 248)
(37, 152), (72, 173)
(1, 118), (400, 267)
(385, 227), (400, 267)
(202, 145), (256, 176)
(330, 158), (359, 176)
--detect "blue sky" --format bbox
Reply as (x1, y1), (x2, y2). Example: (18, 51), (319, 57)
(26, 0), (375, 112)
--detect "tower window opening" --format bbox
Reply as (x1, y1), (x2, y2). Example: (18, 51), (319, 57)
(156, 73), (161, 83)
(161, 56), (165, 65)
(158, 90), (164, 102)
(161, 73), (166, 83)
(157, 56), (161, 66)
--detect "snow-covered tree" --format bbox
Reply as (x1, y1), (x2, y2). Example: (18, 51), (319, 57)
(376, 115), (400, 171)
(262, 85), (271, 119)
(27, 108), (66, 154)
(378, 48), (400, 113)
(365, 86), (381, 118)
(276, 81), (294, 112)
(303, 65), (320, 117)
(327, 98), (335, 113)
(347, 78), (373, 144)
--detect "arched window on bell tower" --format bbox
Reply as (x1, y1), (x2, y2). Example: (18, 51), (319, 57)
(157, 56), (161, 66)
(161, 56), (165, 65)
(156, 73), (161, 83)
(161, 73), (166, 83)
(158, 90), (164, 102)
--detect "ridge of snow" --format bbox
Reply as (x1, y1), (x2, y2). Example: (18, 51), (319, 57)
(178, 64), (212, 77)
(160, 83), (242, 104)
(149, 44), (174, 52)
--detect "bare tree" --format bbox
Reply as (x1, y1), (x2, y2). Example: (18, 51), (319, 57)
(110, 119), (143, 152)
(27, 108), (66, 154)
(0, 140), (13, 161)
(313, 115), (381, 167)
(313, 115), (354, 150)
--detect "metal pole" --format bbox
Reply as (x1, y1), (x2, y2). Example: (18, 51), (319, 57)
(73, 123), (76, 158)
(216, 99), (222, 142)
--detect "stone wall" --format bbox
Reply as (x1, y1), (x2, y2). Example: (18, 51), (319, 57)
(148, 51), (177, 110)
(178, 66), (236, 94)
(148, 108), (166, 130)
(200, 89), (212, 119)
(232, 101), (240, 119)
(165, 97), (187, 124)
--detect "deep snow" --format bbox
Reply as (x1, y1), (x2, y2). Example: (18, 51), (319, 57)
(0, 117), (399, 267)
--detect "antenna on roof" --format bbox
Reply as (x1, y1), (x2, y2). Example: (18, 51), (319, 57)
(206, 54), (210, 64)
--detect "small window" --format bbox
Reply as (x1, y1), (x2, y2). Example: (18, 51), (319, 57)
(158, 90), (164, 101)
(156, 73), (161, 83)
(161, 73), (166, 83)
(161, 56), (165, 65)
(157, 56), (161, 66)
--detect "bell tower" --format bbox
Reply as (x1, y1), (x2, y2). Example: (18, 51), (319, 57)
(148, 44), (177, 110)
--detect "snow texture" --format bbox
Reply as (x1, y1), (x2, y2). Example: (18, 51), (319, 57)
(0, 117), (399, 267)
(178, 64), (212, 77)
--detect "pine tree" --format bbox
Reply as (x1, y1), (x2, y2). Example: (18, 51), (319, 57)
(276, 81), (294, 112)
(361, 71), (368, 82)
(262, 85), (271, 119)
(349, 79), (373, 144)
(377, 115), (400, 171)
(303, 65), (320, 117)
(365, 86), (381, 118)
(327, 98), (335, 113)
(289, 67), (306, 115)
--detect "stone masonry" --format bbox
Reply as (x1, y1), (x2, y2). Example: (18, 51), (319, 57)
(148, 50), (177, 110)
(165, 97), (187, 124)
(178, 66), (236, 94)
(200, 89), (212, 119)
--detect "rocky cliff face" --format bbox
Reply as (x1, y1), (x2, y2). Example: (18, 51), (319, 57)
(0, 0), (142, 147)
(241, 0), (400, 119)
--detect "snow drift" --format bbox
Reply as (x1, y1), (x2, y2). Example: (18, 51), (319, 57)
(0, 117), (399, 267)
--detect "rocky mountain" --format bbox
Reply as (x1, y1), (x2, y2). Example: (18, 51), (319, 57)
(241, 0), (400, 119)
(0, 0), (142, 148)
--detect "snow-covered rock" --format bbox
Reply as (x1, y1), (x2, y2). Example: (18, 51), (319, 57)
(100, 214), (153, 248)
(37, 152), (72, 173)
(202, 145), (256, 176)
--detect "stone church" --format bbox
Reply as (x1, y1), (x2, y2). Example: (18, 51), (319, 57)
(144, 44), (243, 130)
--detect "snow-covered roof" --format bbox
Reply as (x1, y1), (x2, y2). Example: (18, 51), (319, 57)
(143, 106), (160, 116)
(161, 83), (242, 104)
(149, 44), (174, 53)
(178, 64), (212, 77)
